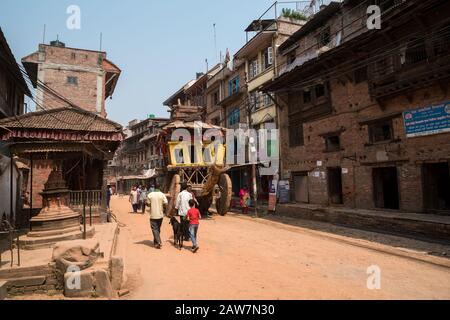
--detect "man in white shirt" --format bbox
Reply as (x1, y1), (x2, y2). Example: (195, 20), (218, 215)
(175, 183), (193, 240)
(147, 183), (168, 249)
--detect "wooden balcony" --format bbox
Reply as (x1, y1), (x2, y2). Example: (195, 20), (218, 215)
(368, 41), (450, 101)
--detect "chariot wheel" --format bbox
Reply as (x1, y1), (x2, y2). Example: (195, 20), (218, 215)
(215, 173), (232, 216)
(166, 174), (181, 218)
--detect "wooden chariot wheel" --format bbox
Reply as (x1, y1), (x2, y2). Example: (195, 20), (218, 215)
(165, 174), (181, 218)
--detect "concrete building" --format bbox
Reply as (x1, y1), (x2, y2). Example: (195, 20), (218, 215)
(232, 6), (307, 201)
(22, 40), (121, 117)
(263, 0), (450, 215)
(204, 63), (227, 125)
(205, 60), (250, 198)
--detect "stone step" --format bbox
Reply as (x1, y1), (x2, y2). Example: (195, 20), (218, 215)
(0, 281), (6, 300)
(19, 227), (95, 250)
(4, 276), (46, 289)
(0, 265), (52, 280)
(27, 226), (81, 238)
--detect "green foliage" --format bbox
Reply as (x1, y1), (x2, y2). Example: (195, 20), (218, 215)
(281, 8), (308, 21)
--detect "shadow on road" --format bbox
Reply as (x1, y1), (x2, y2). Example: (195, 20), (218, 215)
(231, 212), (450, 259)
(135, 240), (156, 248)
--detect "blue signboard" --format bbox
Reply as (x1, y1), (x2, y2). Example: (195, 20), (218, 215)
(403, 102), (450, 138)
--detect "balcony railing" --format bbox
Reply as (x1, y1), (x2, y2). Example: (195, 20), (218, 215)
(368, 31), (450, 99)
(69, 190), (103, 208)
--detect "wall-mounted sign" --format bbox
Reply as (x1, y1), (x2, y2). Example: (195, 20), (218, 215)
(278, 180), (290, 204)
(403, 102), (450, 138)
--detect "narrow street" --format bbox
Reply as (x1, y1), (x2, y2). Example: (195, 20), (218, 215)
(112, 196), (450, 300)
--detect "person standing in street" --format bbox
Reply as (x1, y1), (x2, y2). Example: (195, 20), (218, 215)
(187, 199), (201, 253)
(129, 186), (139, 213)
(139, 186), (148, 214)
(147, 183), (168, 249)
(106, 185), (113, 210)
(175, 182), (193, 241)
(239, 185), (250, 215)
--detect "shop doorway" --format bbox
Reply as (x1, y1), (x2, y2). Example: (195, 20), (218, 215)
(423, 163), (450, 212)
(328, 168), (343, 205)
(373, 167), (400, 210)
(294, 173), (309, 203)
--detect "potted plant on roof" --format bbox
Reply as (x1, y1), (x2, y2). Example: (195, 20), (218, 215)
(280, 8), (308, 22)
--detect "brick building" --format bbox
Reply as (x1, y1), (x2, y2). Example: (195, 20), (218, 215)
(0, 27), (32, 225)
(22, 40), (120, 117)
(0, 27), (31, 119)
(263, 0), (450, 214)
(113, 117), (170, 193)
(163, 76), (205, 122)
(0, 107), (123, 228)
(7, 40), (123, 219)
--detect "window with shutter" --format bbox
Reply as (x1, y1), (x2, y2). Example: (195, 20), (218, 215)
(289, 122), (305, 147)
(229, 76), (240, 96)
(249, 59), (259, 79)
(264, 47), (273, 69)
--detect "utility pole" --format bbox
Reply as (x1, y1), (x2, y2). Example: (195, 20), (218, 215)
(246, 96), (258, 218)
(252, 163), (258, 217)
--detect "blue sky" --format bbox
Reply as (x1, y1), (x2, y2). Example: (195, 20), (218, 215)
(0, 0), (327, 126)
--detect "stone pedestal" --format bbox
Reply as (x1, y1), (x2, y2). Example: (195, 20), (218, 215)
(19, 168), (94, 250)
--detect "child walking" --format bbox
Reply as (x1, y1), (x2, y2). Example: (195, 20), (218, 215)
(187, 199), (201, 253)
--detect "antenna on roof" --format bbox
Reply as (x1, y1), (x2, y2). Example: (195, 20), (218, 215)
(99, 32), (103, 51)
(205, 58), (209, 73)
(42, 24), (46, 44)
(213, 23), (217, 63)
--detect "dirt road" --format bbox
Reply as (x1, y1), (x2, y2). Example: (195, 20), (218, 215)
(112, 196), (450, 300)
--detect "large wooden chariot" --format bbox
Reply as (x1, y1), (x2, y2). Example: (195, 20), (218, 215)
(159, 121), (232, 217)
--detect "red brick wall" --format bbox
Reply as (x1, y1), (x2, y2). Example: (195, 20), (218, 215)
(39, 45), (106, 115)
(279, 79), (450, 212)
(29, 160), (53, 209)
(43, 69), (99, 113)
